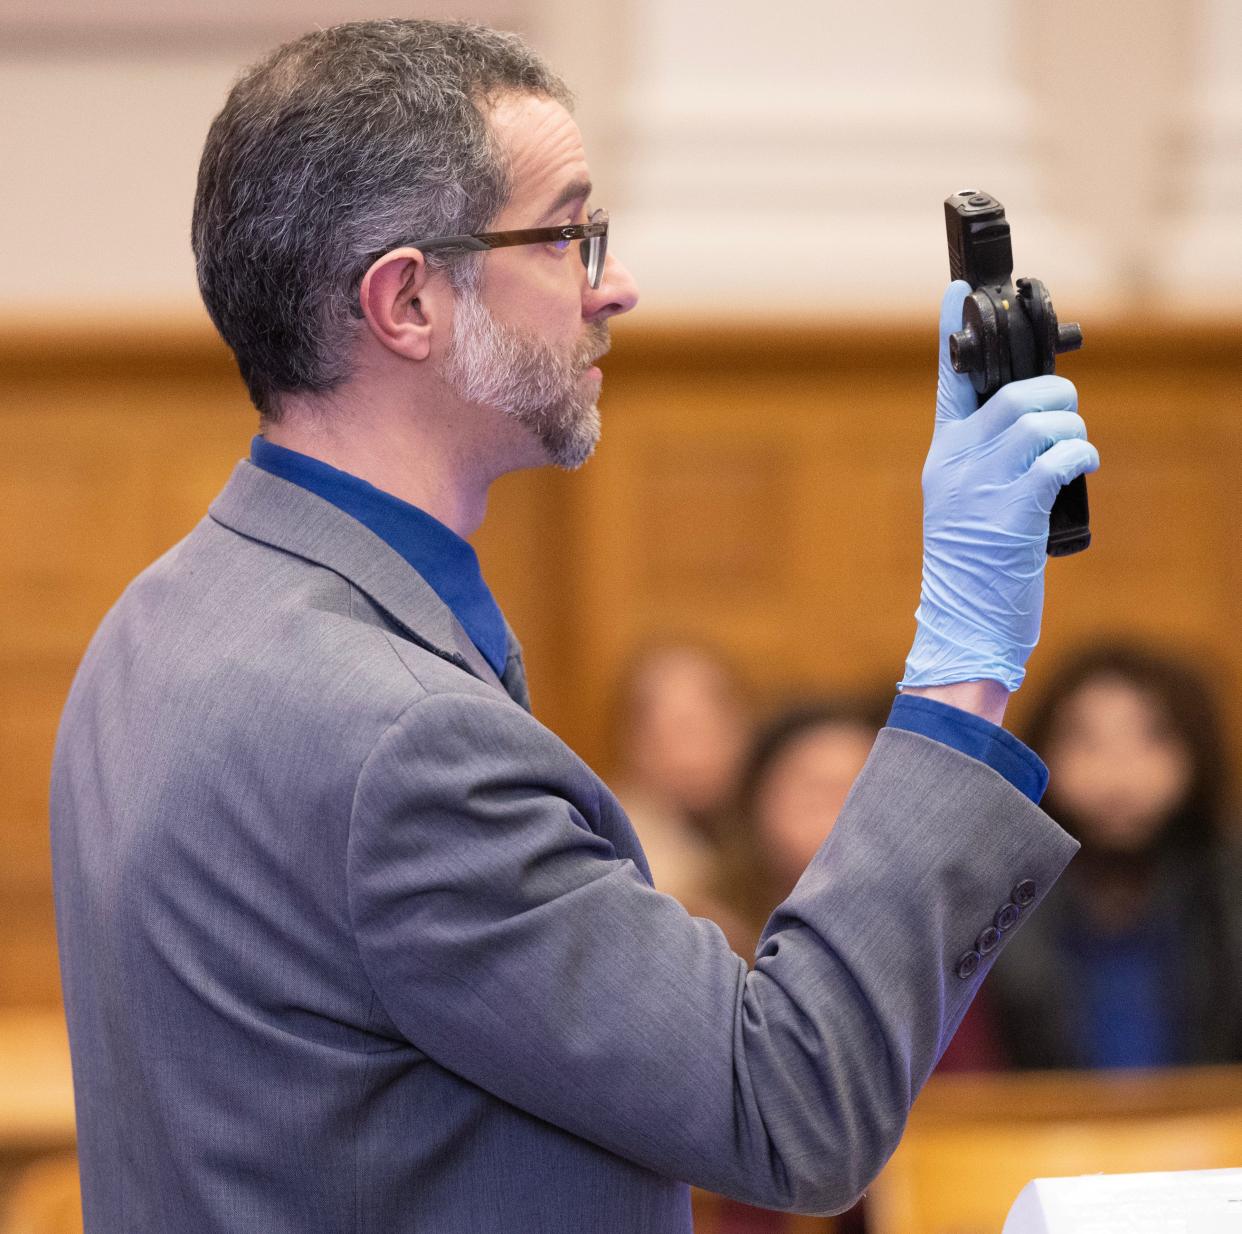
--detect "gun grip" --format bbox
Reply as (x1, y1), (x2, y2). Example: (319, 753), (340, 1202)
(1048, 473), (1091, 556)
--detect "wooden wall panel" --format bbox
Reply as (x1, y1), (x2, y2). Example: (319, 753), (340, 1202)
(2, 318), (1240, 1007)
(0, 343), (254, 1005)
(564, 323), (1242, 775)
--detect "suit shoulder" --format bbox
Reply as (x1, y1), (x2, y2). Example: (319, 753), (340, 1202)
(74, 515), (503, 746)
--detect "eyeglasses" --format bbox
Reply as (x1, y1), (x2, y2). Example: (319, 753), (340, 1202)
(404, 207), (610, 289)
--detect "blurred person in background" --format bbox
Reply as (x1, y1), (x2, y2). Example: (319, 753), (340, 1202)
(987, 641), (1242, 1069)
(616, 675), (872, 1233)
(609, 640), (753, 916)
(715, 696), (888, 957)
(711, 701), (1012, 1077)
(706, 696), (886, 1234)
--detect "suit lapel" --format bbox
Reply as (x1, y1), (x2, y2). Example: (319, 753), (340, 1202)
(209, 460), (529, 709)
(501, 626), (532, 712)
(444, 609), (507, 693)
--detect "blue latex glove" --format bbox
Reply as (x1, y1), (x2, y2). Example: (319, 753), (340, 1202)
(900, 281), (1100, 693)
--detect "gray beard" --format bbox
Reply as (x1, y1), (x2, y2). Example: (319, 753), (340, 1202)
(441, 288), (609, 470)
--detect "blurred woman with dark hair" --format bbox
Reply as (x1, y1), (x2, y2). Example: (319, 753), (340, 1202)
(988, 639), (1242, 1069)
(715, 695), (890, 957)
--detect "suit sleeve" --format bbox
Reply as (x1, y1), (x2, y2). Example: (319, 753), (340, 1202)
(346, 692), (1078, 1214)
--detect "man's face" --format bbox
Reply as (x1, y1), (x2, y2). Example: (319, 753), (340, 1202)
(438, 93), (638, 470)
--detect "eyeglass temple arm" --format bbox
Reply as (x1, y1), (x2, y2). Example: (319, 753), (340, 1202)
(412, 235), (496, 253)
(418, 224), (603, 252)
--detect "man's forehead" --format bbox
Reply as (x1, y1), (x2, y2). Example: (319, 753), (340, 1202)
(488, 93), (591, 219)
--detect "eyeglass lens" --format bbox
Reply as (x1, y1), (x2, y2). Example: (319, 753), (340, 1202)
(581, 209), (607, 289)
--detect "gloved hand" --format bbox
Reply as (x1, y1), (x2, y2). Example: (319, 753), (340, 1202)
(900, 281), (1100, 693)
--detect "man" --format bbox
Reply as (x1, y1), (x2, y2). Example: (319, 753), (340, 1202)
(51, 18), (1099, 1234)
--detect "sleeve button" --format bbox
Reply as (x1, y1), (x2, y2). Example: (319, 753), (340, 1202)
(955, 950), (981, 980)
(995, 902), (1021, 932)
(976, 925), (1002, 955)
(1012, 879), (1037, 907)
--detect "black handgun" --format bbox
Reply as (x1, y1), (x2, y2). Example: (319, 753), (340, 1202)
(944, 190), (1090, 556)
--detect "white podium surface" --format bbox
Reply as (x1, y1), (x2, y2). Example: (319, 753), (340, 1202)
(1004, 1167), (1242, 1233)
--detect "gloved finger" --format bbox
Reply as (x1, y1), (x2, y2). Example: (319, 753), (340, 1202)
(991, 409), (1088, 478)
(1024, 437), (1101, 513)
(935, 281), (976, 424)
(966, 375), (1079, 445)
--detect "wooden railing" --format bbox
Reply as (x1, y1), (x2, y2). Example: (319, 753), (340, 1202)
(868, 1066), (1242, 1234)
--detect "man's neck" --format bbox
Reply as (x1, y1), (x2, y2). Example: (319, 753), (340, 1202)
(262, 393), (508, 538)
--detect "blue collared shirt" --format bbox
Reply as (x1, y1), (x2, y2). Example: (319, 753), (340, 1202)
(249, 436), (510, 677)
(250, 436), (1045, 802)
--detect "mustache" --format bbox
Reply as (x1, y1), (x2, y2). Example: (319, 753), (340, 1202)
(577, 325), (611, 368)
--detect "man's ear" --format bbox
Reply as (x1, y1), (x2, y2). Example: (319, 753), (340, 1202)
(358, 248), (446, 362)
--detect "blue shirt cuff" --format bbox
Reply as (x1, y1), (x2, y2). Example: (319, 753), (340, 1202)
(886, 693), (1049, 804)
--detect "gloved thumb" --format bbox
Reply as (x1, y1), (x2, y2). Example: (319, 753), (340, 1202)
(935, 280), (978, 425)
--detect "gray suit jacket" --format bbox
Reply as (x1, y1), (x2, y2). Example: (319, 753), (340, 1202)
(51, 460), (1078, 1233)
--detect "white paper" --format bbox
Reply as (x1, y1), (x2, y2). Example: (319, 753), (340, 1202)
(1004, 1168), (1242, 1233)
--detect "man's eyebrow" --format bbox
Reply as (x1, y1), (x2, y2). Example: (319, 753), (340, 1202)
(537, 179), (592, 223)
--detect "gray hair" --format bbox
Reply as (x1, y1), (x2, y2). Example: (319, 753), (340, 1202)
(191, 19), (573, 420)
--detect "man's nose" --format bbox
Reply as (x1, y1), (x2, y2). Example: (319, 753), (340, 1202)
(585, 252), (639, 322)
